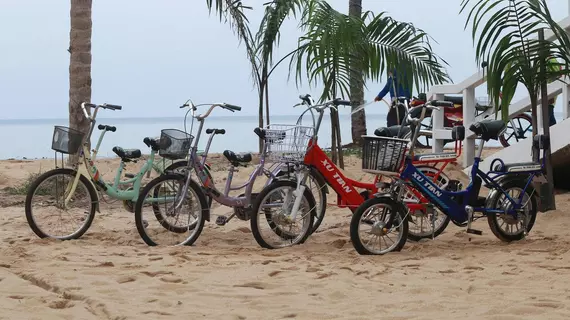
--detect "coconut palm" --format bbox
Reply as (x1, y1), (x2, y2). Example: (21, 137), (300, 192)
(289, 1), (450, 165)
(348, 0), (366, 145)
(460, 0), (570, 210)
(68, 0), (93, 160)
(460, 0), (570, 122)
(205, 0), (305, 151)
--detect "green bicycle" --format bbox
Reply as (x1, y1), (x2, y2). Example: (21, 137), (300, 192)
(24, 102), (198, 240)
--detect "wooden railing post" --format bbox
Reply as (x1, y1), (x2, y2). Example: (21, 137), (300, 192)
(432, 93), (445, 153)
(463, 87), (476, 167)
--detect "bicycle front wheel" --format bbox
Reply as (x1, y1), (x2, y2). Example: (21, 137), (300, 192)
(350, 197), (408, 255)
(134, 173), (207, 246)
(250, 180), (315, 249)
(25, 168), (97, 240)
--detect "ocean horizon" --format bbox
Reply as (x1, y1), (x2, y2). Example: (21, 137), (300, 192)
(2, 113), (560, 160)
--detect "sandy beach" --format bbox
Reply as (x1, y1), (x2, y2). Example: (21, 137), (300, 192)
(1, 150), (569, 320)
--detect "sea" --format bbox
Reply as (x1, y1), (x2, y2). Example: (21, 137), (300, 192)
(1, 112), (562, 160)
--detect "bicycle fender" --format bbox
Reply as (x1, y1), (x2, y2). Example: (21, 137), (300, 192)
(485, 175), (537, 208)
(268, 165), (329, 194)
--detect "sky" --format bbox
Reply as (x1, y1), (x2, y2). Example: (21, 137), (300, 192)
(0, 0), (569, 120)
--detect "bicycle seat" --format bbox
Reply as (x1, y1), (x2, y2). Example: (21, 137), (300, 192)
(374, 125), (410, 138)
(112, 146), (142, 159)
(469, 119), (506, 141)
(223, 150), (252, 164)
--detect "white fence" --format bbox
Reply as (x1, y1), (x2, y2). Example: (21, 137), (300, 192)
(427, 16), (570, 168)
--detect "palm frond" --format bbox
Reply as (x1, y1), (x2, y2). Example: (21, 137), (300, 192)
(461, 0), (570, 121)
(290, 1), (450, 102)
(205, 0), (261, 87)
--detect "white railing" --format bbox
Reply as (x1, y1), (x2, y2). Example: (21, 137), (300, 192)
(427, 15), (570, 167)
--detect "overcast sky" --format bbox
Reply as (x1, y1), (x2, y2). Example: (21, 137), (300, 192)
(1, 0), (568, 119)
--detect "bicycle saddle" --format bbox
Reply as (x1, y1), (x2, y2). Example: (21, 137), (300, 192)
(469, 119), (506, 141)
(112, 146), (142, 159)
(374, 125), (410, 139)
(223, 150), (252, 164)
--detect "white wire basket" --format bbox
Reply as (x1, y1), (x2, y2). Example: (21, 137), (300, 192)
(264, 124), (315, 163)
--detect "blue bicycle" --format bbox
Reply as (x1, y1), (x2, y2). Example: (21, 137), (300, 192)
(350, 100), (545, 255)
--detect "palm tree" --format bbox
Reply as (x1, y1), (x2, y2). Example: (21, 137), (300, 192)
(290, 1), (450, 165)
(205, 0), (305, 152)
(460, 0), (570, 210)
(68, 0), (93, 160)
(348, 0), (366, 145)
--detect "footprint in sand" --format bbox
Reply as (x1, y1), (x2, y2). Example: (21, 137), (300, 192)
(233, 282), (269, 290)
(315, 272), (337, 279)
(8, 295), (24, 299)
(97, 261), (114, 267)
(149, 257), (163, 261)
(116, 275), (137, 284)
(283, 314), (297, 318)
(160, 276), (183, 284)
(140, 271), (174, 277)
(306, 266), (322, 273)
(48, 300), (75, 309)
(268, 270), (282, 277)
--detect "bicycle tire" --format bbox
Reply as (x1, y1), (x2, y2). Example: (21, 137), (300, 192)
(498, 113), (532, 147)
(134, 173), (207, 246)
(250, 180), (315, 249)
(350, 196), (408, 255)
(406, 166), (452, 241)
(25, 168), (98, 240)
(487, 179), (537, 242)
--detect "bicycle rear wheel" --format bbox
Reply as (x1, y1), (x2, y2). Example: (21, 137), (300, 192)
(134, 173), (207, 246)
(25, 168), (97, 240)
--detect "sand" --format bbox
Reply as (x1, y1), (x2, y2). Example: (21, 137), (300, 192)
(1, 150), (570, 320)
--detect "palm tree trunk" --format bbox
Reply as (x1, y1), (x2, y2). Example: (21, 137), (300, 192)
(265, 80), (270, 126)
(348, 0), (366, 145)
(68, 0), (92, 163)
(258, 85), (265, 153)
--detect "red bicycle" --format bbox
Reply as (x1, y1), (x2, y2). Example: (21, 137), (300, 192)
(410, 94), (532, 148)
(250, 94), (465, 245)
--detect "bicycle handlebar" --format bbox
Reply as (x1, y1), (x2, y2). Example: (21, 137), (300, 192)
(180, 101), (242, 120)
(81, 102), (122, 121)
(295, 94), (351, 112)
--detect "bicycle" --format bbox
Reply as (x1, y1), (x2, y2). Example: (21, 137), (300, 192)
(134, 100), (317, 249)
(255, 94), (463, 242)
(350, 100), (543, 255)
(25, 102), (189, 240)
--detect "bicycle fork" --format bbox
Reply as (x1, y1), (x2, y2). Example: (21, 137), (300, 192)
(286, 165), (309, 221)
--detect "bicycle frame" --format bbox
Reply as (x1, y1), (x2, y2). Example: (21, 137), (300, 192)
(300, 96), (458, 212)
(63, 106), (158, 208)
(399, 105), (544, 224)
(172, 102), (284, 214)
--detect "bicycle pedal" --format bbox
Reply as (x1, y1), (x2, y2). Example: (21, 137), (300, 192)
(466, 228), (483, 235)
(215, 216), (228, 226)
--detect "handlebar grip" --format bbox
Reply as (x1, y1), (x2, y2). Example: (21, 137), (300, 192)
(105, 104), (122, 110)
(333, 98), (351, 106)
(429, 100), (455, 108)
(224, 104), (241, 111)
(206, 128), (226, 135)
(97, 124), (117, 132)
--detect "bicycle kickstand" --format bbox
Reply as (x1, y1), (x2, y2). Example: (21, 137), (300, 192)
(465, 205), (482, 238)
